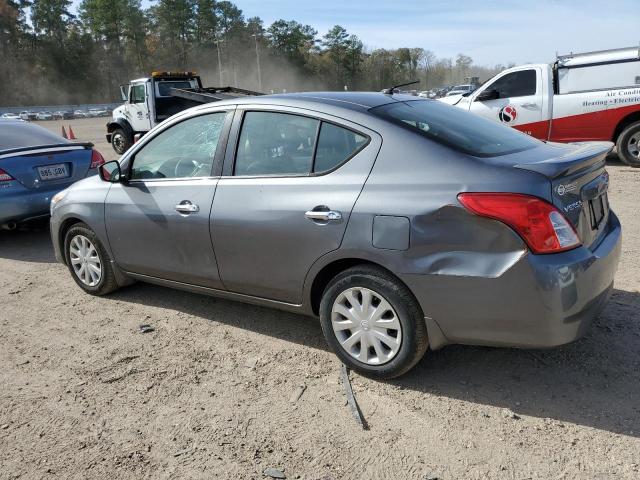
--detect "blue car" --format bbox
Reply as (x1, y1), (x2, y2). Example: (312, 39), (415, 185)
(0, 119), (105, 229)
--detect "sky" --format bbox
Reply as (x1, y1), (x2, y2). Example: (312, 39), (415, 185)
(70, 0), (640, 66)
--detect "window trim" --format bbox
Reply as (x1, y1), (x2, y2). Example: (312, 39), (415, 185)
(228, 109), (371, 179)
(126, 110), (233, 183)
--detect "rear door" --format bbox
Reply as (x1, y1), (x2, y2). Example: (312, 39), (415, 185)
(105, 110), (231, 288)
(210, 107), (380, 304)
(468, 67), (549, 139)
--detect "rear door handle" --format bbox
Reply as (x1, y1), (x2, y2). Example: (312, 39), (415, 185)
(175, 200), (199, 214)
(305, 209), (342, 222)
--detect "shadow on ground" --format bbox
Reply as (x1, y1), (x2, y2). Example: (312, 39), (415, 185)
(114, 280), (640, 439)
(0, 224), (55, 263)
(2, 226), (639, 438)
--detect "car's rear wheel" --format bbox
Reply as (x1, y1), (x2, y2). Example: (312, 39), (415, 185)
(111, 128), (132, 155)
(319, 265), (428, 379)
(64, 223), (119, 295)
(616, 121), (640, 167)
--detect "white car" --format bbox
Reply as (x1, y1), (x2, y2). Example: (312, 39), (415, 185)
(35, 111), (53, 120)
(1, 112), (21, 120)
(89, 108), (108, 117)
(446, 84), (474, 96)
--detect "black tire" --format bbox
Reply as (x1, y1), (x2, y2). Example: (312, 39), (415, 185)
(111, 128), (132, 155)
(319, 265), (428, 380)
(64, 222), (119, 296)
(616, 121), (640, 167)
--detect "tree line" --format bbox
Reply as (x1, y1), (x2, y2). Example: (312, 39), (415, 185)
(1, 0), (511, 106)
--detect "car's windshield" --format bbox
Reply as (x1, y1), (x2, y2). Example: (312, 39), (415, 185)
(370, 99), (540, 157)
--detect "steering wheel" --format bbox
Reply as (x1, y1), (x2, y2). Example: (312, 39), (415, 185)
(173, 157), (207, 178)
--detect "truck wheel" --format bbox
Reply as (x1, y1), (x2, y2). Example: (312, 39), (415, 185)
(111, 128), (132, 155)
(616, 121), (640, 167)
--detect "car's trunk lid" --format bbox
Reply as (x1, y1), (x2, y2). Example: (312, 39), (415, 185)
(0, 143), (93, 190)
(513, 141), (612, 249)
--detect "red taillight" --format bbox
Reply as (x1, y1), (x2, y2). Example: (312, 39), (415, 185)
(457, 192), (581, 254)
(0, 168), (14, 182)
(90, 149), (105, 169)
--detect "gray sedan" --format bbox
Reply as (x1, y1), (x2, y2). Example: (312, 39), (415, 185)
(50, 92), (621, 379)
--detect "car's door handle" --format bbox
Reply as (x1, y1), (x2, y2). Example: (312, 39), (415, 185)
(305, 209), (342, 222)
(175, 201), (199, 214)
(520, 102), (539, 110)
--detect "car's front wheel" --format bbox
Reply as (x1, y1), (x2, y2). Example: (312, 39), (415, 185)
(64, 223), (119, 295)
(319, 265), (428, 379)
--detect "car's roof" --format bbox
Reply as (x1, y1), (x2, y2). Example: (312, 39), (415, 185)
(0, 119), (69, 151)
(197, 91), (420, 114)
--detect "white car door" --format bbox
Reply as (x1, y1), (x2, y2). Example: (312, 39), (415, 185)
(467, 67), (548, 139)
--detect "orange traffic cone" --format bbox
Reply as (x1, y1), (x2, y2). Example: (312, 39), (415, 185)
(61, 126), (67, 139)
(68, 126), (76, 140)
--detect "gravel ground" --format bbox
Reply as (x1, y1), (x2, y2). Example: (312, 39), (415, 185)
(1, 121), (639, 479)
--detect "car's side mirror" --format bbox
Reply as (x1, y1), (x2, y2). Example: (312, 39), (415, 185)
(475, 89), (500, 101)
(119, 85), (128, 102)
(99, 161), (123, 183)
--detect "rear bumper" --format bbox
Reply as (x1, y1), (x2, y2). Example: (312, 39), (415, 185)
(0, 172), (98, 225)
(0, 185), (59, 224)
(401, 211), (622, 349)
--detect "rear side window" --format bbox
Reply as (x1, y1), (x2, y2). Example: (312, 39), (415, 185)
(157, 81), (194, 97)
(490, 70), (537, 98)
(371, 100), (540, 157)
(235, 112), (319, 176)
(313, 123), (367, 173)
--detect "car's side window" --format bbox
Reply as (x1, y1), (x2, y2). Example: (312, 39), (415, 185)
(234, 112), (319, 176)
(490, 70), (536, 98)
(131, 84), (146, 104)
(130, 112), (226, 180)
(313, 123), (368, 173)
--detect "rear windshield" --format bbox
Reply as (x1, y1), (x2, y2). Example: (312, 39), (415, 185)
(157, 81), (194, 97)
(370, 100), (540, 157)
(0, 121), (68, 151)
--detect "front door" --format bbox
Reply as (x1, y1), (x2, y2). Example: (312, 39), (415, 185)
(468, 67), (549, 139)
(105, 111), (229, 288)
(210, 108), (380, 304)
(127, 82), (152, 132)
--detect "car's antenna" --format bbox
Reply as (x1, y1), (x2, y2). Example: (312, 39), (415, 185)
(382, 80), (420, 95)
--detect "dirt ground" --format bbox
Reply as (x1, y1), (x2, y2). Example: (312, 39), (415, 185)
(1, 120), (639, 479)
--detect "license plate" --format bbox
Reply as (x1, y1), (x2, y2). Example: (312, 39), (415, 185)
(37, 163), (68, 181)
(588, 194), (607, 230)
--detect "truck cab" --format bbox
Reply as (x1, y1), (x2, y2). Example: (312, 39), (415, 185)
(441, 64), (553, 139)
(107, 72), (202, 155)
(442, 46), (640, 166)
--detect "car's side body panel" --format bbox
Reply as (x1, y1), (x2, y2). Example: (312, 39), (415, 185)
(210, 104), (383, 304)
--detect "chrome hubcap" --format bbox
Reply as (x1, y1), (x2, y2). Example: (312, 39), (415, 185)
(69, 235), (102, 287)
(112, 133), (124, 151)
(331, 287), (402, 365)
(627, 133), (640, 159)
